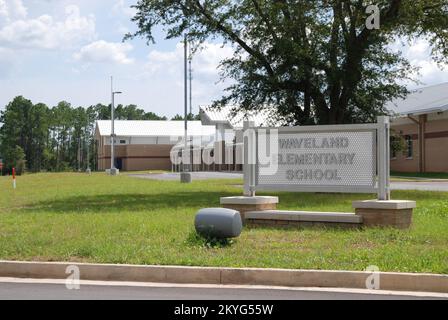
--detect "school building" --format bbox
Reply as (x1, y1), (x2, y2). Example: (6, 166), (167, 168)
(95, 106), (272, 172)
(95, 120), (215, 171)
(387, 82), (448, 173)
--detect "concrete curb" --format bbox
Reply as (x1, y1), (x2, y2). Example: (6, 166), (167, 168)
(0, 260), (447, 294)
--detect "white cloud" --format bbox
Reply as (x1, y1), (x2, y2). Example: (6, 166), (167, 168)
(194, 42), (235, 75)
(390, 38), (448, 88)
(146, 41), (234, 77)
(146, 45), (180, 74)
(74, 40), (134, 65)
(0, 0), (27, 23)
(411, 60), (448, 87)
(143, 41), (234, 108)
(116, 22), (130, 35)
(0, 2), (5, 19)
(0, 46), (16, 77)
(113, 0), (136, 18)
(0, 4), (95, 50)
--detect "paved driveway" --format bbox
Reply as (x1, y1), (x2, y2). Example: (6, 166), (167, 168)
(130, 172), (448, 192)
(129, 172), (243, 181)
(390, 181), (448, 192)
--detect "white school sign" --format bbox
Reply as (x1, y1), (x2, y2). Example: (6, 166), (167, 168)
(244, 116), (390, 200)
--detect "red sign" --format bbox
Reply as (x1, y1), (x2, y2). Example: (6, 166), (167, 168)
(12, 167), (16, 179)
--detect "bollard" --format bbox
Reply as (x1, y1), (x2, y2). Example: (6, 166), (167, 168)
(180, 172), (192, 183)
(195, 208), (242, 239)
(12, 167), (16, 189)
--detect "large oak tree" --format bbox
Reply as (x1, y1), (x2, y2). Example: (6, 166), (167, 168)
(128, 0), (448, 124)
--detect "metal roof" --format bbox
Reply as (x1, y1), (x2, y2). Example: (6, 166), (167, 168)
(386, 82), (448, 116)
(199, 105), (279, 128)
(96, 120), (216, 137)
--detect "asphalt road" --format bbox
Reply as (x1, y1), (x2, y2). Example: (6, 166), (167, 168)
(0, 280), (446, 300)
(130, 172), (244, 181)
(131, 172), (448, 191)
(390, 181), (448, 192)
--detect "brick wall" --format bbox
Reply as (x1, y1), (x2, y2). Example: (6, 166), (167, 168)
(391, 118), (448, 173)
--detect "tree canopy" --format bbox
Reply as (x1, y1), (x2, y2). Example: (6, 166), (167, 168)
(0, 97), (169, 173)
(128, 0), (448, 125)
(171, 113), (201, 120)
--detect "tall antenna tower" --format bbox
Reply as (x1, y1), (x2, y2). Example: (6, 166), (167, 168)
(189, 52), (193, 116)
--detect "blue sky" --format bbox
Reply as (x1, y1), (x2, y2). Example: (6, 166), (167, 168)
(0, 0), (447, 118)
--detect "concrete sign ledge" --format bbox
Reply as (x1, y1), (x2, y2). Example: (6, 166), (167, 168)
(0, 260), (447, 294)
(220, 196), (279, 205)
(245, 211), (363, 223)
(352, 200), (417, 210)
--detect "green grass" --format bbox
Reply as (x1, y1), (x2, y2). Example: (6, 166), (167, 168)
(392, 171), (448, 180)
(0, 172), (447, 274)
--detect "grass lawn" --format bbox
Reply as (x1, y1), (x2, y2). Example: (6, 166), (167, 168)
(0, 172), (447, 274)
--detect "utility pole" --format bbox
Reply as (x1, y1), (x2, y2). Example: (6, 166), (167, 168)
(184, 36), (188, 171)
(180, 35), (192, 183)
(78, 136), (81, 172)
(109, 76), (122, 176)
(189, 55), (193, 116)
(86, 115), (91, 174)
(110, 76), (115, 173)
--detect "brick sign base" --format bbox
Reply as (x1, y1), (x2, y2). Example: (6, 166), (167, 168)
(352, 200), (416, 229)
(220, 197), (415, 229)
(220, 196), (278, 221)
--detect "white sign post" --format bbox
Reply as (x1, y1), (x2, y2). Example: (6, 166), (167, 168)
(376, 116), (391, 200)
(243, 120), (256, 197)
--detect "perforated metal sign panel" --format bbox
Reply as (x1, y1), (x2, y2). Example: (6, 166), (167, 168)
(256, 130), (377, 192)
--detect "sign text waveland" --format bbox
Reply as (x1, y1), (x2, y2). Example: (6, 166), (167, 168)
(279, 137), (349, 149)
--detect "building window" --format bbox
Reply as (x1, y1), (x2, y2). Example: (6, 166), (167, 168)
(119, 140), (126, 144)
(405, 135), (413, 159)
(390, 136), (397, 159)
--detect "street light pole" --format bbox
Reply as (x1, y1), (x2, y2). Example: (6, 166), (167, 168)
(86, 115), (91, 175)
(180, 35), (192, 183)
(184, 35), (188, 172)
(110, 76), (122, 176)
(111, 89), (115, 171)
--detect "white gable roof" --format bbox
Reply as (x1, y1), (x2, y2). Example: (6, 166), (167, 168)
(199, 105), (279, 128)
(96, 120), (215, 137)
(386, 82), (448, 116)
